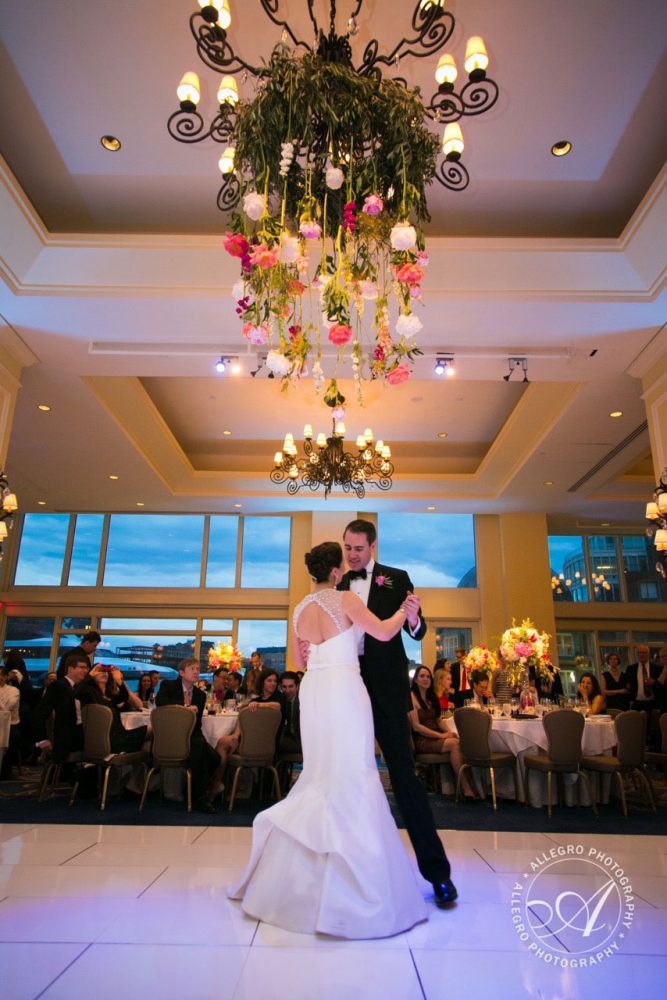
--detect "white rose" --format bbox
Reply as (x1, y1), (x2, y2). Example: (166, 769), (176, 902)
(390, 223), (417, 251)
(359, 280), (378, 300)
(396, 313), (422, 337)
(243, 191), (266, 221)
(325, 166), (344, 190)
(266, 350), (292, 377)
(231, 279), (247, 301)
(279, 234), (300, 263)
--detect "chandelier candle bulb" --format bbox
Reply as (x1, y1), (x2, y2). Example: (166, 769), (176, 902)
(364, 428), (373, 442)
(200, 0), (231, 30)
(464, 36), (489, 75)
(435, 54), (457, 86)
(356, 435), (366, 449)
(217, 75), (239, 105)
(2, 494), (17, 513)
(658, 493), (667, 513)
(303, 424), (313, 439)
(218, 146), (236, 174)
(375, 440), (384, 453)
(335, 422), (346, 437)
(382, 446), (391, 459)
(176, 72), (200, 107)
(646, 502), (659, 519)
(274, 452), (283, 465)
(316, 433), (327, 448)
(443, 122), (464, 159)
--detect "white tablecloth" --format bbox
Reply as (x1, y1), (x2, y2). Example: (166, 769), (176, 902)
(443, 713), (616, 807)
(121, 710), (238, 748)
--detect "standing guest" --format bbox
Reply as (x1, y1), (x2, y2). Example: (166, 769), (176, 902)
(432, 661), (455, 711)
(654, 646), (667, 714)
(450, 647), (470, 707)
(600, 653), (630, 711)
(627, 644), (659, 713)
(535, 663), (563, 702)
(461, 670), (492, 707)
(576, 672), (606, 715)
(241, 651), (265, 697)
(57, 631), (101, 678)
(338, 518), (457, 906)
(155, 658), (221, 813)
(409, 665), (474, 797)
(279, 671), (301, 754)
(137, 672), (155, 708)
(34, 654), (89, 763)
(492, 657), (515, 704)
(0, 666), (21, 778)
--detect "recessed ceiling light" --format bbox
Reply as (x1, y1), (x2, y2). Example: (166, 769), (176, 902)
(601, 522), (610, 527)
(136, 502), (145, 507)
(233, 503), (242, 509)
(426, 506), (436, 511)
(223, 430), (232, 436)
(551, 139), (572, 157)
(609, 410), (623, 418)
(37, 500), (46, 506)
(100, 135), (121, 152)
(543, 480), (554, 486)
(37, 404), (51, 412)
(109, 474), (119, 480)
(437, 431), (448, 439)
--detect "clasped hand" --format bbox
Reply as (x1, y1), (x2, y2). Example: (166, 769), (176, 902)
(402, 592), (421, 626)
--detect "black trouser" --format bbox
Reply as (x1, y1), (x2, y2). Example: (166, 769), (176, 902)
(189, 734), (221, 801)
(373, 709), (451, 883)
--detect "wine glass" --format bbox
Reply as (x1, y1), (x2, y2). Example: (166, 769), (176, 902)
(502, 702), (512, 718)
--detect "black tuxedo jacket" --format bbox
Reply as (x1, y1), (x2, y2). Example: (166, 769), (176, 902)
(34, 677), (81, 761)
(339, 561), (426, 717)
(626, 662), (660, 704)
(281, 695), (301, 740)
(155, 678), (206, 732)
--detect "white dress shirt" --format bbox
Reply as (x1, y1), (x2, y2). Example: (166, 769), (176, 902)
(0, 683), (20, 725)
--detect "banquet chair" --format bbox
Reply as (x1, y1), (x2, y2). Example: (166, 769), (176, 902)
(227, 708), (282, 812)
(645, 713), (667, 780)
(453, 707), (522, 810)
(69, 704), (149, 810)
(524, 709), (597, 819)
(276, 750), (303, 794)
(139, 705), (196, 813)
(414, 749), (453, 795)
(37, 715), (83, 802)
(582, 710), (656, 817)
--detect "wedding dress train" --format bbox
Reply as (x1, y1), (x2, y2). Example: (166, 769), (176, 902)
(228, 591), (427, 938)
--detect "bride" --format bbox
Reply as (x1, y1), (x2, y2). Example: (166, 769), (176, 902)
(228, 541), (428, 938)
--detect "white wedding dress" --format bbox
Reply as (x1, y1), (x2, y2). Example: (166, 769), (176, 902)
(227, 589), (427, 938)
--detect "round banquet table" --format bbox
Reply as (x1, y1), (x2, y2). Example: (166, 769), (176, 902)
(442, 712), (616, 807)
(121, 709), (239, 749)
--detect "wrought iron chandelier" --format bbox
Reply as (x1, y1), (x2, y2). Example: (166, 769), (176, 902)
(646, 467), (667, 577)
(0, 471), (18, 562)
(271, 416), (393, 497)
(168, 0), (499, 207)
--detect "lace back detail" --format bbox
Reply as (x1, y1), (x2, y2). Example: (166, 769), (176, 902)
(294, 589), (348, 638)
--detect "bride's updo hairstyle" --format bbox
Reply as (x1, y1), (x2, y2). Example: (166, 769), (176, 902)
(305, 541), (343, 583)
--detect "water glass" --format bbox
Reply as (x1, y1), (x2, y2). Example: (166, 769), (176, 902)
(502, 702), (512, 718)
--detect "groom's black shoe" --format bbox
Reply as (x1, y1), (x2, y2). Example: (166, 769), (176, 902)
(432, 878), (458, 906)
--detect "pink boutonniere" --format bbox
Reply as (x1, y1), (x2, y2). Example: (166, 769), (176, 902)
(375, 574), (393, 588)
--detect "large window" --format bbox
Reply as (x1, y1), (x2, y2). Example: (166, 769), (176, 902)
(549, 534), (667, 604)
(14, 514), (69, 585)
(104, 515), (205, 587)
(240, 517), (291, 588)
(548, 536), (588, 601)
(378, 514), (476, 587)
(68, 514), (104, 586)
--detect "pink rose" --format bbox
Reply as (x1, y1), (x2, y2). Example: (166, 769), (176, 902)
(515, 642), (534, 657)
(362, 194), (384, 216)
(395, 263), (425, 286)
(417, 251), (430, 267)
(328, 323), (353, 346)
(386, 364), (410, 385)
(223, 231), (249, 258)
(249, 243), (279, 269)
(299, 220), (322, 240)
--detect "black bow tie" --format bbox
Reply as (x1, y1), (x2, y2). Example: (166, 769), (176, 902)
(348, 569), (368, 580)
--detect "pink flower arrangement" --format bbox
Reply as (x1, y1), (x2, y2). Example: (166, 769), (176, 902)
(242, 322), (269, 345)
(362, 194), (384, 216)
(223, 231), (249, 258)
(299, 220), (322, 240)
(328, 323), (353, 346)
(249, 243), (279, 269)
(386, 363), (410, 385)
(395, 262), (425, 286)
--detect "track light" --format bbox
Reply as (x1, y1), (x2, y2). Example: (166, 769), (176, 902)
(434, 356), (455, 377)
(250, 353), (266, 378)
(215, 357), (227, 373)
(215, 355), (241, 374)
(503, 357), (527, 382)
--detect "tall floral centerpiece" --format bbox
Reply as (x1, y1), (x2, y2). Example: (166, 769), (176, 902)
(499, 619), (554, 700)
(463, 645), (498, 683)
(222, 48), (435, 403)
(207, 641), (242, 672)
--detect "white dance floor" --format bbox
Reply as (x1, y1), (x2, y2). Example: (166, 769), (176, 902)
(1, 823), (666, 999)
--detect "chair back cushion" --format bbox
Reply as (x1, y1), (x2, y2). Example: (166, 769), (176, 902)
(238, 709), (282, 761)
(81, 703), (113, 759)
(543, 709), (584, 764)
(151, 705), (196, 765)
(453, 707), (491, 762)
(615, 710), (646, 768)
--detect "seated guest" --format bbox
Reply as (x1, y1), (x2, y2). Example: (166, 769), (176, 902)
(4, 651), (36, 761)
(34, 653), (89, 763)
(576, 672), (605, 715)
(600, 653), (630, 711)
(656, 646), (667, 714)
(279, 671), (301, 754)
(137, 672), (155, 708)
(225, 671), (242, 698)
(534, 663), (563, 702)
(77, 666), (147, 752)
(211, 668), (230, 706)
(0, 666), (21, 778)
(433, 660), (455, 711)
(461, 670), (491, 707)
(155, 658), (221, 813)
(149, 670), (161, 693)
(247, 668), (284, 711)
(409, 665), (475, 797)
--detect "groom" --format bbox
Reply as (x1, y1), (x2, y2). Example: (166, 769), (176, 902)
(338, 518), (457, 906)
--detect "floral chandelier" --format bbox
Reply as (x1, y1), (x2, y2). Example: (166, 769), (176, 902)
(0, 470), (18, 562)
(646, 467), (667, 577)
(271, 412), (393, 498)
(169, 1), (499, 402)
